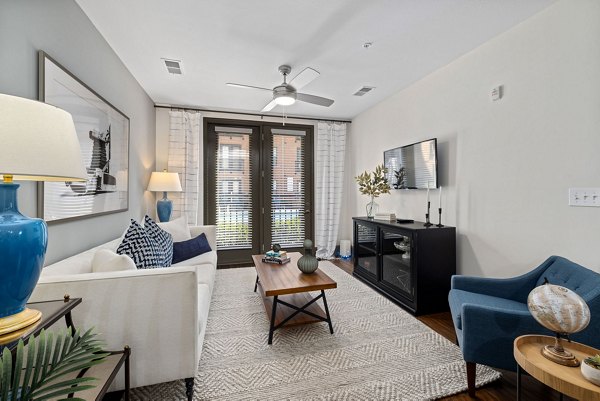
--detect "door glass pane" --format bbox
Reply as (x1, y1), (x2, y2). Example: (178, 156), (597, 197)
(381, 229), (413, 297)
(356, 223), (377, 276)
(215, 129), (252, 249)
(271, 132), (305, 247)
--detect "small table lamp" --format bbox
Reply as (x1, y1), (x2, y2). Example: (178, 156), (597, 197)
(0, 94), (86, 336)
(147, 170), (182, 222)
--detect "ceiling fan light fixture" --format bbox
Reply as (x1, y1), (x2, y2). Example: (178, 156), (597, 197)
(273, 85), (296, 106)
(228, 64), (333, 110)
(274, 93), (296, 106)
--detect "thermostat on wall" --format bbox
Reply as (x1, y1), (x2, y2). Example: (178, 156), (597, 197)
(491, 85), (503, 101)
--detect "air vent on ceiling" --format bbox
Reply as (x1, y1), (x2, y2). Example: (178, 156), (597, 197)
(163, 59), (182, 75)
(353, 86), (375, 96)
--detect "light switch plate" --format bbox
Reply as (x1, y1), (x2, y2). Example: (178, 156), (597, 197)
(491, 85), (503, 101)
(569, 188), (600, 207)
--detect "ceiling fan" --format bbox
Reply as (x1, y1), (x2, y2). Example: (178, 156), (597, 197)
(226, 65), (334, 112)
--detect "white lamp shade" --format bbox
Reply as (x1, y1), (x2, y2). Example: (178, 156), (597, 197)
(0, 94), (87, 182)
(147, 171), (182, 192)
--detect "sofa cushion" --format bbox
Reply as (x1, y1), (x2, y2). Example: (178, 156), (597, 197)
(43, 239), (122, 276)
(91, 249), (137, 273)
(172, 234), (212, 264)
(172, 250), (217, 269)
(117, 220), (165, 269)
(158, 215), (191, 242)
(536, 256), (600, 297)
(449, 289), (529, 330)
(144, 215), (173, 266)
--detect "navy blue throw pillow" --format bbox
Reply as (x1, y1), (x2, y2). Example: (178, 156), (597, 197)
(172, 233), (212, 264)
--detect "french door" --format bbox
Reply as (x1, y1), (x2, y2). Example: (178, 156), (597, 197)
(204, 119), (313, 267)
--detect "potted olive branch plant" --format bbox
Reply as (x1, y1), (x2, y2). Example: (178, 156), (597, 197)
(355, 164), (391, 218)
(0, 327), (107, 401)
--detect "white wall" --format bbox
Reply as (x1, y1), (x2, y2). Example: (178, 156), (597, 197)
(344, 0), (600, 277)
(0, 0), (156, 264)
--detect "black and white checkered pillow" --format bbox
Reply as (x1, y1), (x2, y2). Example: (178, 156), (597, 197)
(144, 215), (173, 267)
(117, 220), (164, 269)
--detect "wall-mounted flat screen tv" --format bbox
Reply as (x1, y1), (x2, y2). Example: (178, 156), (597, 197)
(383, 138), (438, 189)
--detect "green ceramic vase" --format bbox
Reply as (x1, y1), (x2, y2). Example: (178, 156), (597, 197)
(297, 239), (318, 274)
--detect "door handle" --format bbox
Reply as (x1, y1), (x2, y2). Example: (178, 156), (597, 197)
(305, 210), (311, 214)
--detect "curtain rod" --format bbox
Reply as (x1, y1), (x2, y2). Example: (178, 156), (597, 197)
(153, 104), (352, 124)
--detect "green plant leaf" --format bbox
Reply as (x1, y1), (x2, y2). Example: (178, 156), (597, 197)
(44, 357), (107, 383)
(31, 329), (47, 387)
(32, 376), (97, 397)
(1, 346), (12, 401)
(10, 340), (24, 401)
(40, 331), (53, 382)
(21, 334), (37, 399)
(1, 327), (106, 401)
(355, 164), (390, 198)
(32, 384), (97, 400)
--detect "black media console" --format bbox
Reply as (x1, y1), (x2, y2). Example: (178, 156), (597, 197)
(353, 217), (456, 315)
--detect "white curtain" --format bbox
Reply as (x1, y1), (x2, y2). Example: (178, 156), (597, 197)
(167, 110), (201, 225)
(315, 121), (347, 259)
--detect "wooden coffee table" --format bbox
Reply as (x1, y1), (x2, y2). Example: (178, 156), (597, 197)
(514, 335), (600, 401)
(252, 253), (337, 344)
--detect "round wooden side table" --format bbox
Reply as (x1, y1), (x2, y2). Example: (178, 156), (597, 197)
(514, 335), (600, 401)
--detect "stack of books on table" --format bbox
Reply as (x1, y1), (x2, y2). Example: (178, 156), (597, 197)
(373, 212), (396, 222)
(262, 250), (290, 265)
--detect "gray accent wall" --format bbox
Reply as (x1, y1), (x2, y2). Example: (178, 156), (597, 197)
(0, 0), (156, 264)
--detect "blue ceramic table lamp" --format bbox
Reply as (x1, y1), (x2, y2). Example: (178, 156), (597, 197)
(147, 170), (182, 222)
(0, 94), (86, 337)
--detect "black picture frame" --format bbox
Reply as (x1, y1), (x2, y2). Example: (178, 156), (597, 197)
(37, 51), (130, 223)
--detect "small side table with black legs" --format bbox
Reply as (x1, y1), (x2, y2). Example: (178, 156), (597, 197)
(0, 295), (131, 401)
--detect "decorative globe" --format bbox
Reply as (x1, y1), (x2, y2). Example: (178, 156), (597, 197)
(527, 283), (590, 335)
(272, 243), (281, 252)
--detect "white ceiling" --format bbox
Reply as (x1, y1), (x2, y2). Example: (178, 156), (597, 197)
(75, 0), (557, 120)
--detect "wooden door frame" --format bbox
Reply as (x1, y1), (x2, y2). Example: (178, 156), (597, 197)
(203, 117), (315, 268)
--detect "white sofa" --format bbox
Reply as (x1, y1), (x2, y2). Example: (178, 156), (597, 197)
(30, 225), (217, 398)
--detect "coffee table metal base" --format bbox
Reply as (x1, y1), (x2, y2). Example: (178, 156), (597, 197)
(254, 276), (334, 345)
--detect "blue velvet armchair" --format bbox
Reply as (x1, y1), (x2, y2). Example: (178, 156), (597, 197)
(449, 256), (600, 397)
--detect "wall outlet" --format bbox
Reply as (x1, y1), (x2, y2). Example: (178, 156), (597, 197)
(569, 188), (600, 207)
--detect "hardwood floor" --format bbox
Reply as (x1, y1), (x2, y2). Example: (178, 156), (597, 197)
(329, 258), (574, 401)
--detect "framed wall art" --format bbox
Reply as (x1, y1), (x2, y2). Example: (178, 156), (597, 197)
(38, 51), (129, 223)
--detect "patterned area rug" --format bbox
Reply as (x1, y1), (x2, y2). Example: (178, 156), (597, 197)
(131, 262), (501, 400)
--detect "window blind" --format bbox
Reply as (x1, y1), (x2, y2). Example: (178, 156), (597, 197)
(215, 128), (253, 249)
(271, 133), (305, 248)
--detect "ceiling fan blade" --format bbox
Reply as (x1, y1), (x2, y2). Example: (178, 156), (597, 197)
(289, 67), (319, 90)
(296, 93), (334, 107)
(226, 83), (272, 91)
(261, 99), (278, 112)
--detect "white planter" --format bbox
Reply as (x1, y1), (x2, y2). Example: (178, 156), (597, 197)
(581, 360), (600, 386)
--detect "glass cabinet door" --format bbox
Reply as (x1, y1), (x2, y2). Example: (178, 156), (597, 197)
(380, 228), (413, 299)
(355, 222), (378, 277)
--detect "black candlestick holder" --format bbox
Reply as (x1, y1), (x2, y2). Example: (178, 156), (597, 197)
(436, 207), (444, 227)
(424, 202), (433, 227)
